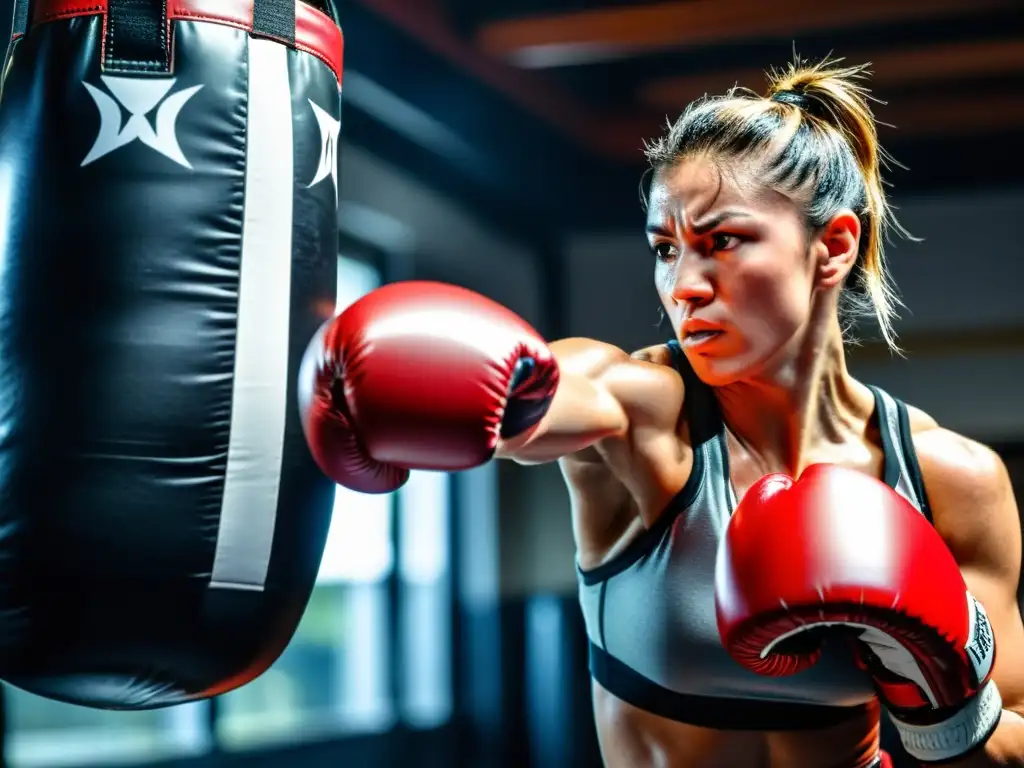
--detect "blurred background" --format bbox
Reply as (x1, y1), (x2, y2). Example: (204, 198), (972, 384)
(2, 0), (1023, 766)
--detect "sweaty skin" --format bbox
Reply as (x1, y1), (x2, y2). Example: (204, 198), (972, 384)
(496, 153), (1024, 767)
(506, 340), (887, 768)
(504, 338), (1024, 768)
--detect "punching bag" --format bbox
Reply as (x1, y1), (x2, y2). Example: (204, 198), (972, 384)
(0, 0), (343, 708)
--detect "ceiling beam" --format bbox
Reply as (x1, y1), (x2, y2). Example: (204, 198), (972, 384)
(877, 93), (1024, 136)
(353, 0), (692, 162)
(594, 94), (1024, 167)
(333, 0), (631, 232)
(638, 39), (1024, 111)
(355, 0), (618, 156)
(603, 93), (1024, 151)
(477, 0), (1019, 69)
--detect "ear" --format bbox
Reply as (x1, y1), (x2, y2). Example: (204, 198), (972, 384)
(813, 210), (861, 288)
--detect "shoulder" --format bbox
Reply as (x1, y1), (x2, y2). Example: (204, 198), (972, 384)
(550, 338), (684, 403)
(909, 413), (1019, 576)
(549, 337), (632, 374)
(549, 338), (676, 373)
(910, 414), (1007, 512)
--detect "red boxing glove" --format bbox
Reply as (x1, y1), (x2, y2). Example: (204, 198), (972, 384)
(298, 280), (559, 494)
(715, 464), (1000, 764)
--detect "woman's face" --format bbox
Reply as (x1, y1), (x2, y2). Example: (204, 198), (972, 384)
(646, 155), (820, 387)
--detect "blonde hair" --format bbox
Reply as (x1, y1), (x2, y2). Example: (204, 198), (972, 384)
(644, 57), (911, 353)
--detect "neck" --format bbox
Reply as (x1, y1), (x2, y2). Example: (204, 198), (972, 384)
(715, 306), (872, 478)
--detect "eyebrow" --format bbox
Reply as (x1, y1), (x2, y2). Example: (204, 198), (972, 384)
(645, 224), (673, 238)
(645, 208), (752, 238)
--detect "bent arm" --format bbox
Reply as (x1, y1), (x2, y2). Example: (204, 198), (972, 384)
(496, 338), (683, 465)
(915, 429), (1024, 766)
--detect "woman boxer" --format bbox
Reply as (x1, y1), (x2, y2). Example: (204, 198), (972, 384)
(299, 59), (1024, 767)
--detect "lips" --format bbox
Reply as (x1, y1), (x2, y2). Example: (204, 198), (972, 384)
(681, 319), (725, 348)
(686, 329), (722, 342)
(682, 329), (723, 348)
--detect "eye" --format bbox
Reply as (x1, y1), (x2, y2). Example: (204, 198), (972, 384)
(652, 242), (677, 262)
(709, 233), (742, 252)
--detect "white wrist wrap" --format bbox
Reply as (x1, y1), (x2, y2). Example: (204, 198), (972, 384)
(890, 679), (1002, 763)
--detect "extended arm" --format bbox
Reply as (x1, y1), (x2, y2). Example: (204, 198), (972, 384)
(298, 281), (681, 493)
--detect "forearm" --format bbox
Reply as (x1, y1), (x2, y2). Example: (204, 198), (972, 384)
(496, 371), (627, 464)
(946, 709), (1024, 767)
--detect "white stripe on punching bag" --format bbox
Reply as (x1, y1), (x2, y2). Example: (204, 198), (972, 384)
(209, 37), (295, 591)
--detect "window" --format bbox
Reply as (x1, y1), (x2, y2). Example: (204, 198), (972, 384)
(333, 253), (385, 316)
(399, 471), (452, 728)
(6, 692), (210, 768)
(215, 253), (452, 749)
(215, 489), (397, 748)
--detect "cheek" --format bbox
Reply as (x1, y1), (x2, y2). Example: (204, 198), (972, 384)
(654, 263), (675, 302)
(728, 260), (809, 337)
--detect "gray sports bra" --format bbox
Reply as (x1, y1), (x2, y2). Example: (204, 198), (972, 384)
(576, 341), (932, 730)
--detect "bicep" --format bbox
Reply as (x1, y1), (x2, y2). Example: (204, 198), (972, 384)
(919, 431), (1024, 711)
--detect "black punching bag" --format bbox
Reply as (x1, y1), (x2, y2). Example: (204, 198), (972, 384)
(0, 0), (343, 708)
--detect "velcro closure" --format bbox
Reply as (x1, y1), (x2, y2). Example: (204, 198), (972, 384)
(891, 679), (1002, 763)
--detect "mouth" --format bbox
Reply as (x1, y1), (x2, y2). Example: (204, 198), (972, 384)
(682, 329), (724, 348)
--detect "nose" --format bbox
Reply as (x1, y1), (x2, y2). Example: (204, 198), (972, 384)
(670, 254), (714, 308)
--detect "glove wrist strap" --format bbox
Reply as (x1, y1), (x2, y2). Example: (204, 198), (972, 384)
(890, 679), (1002, 763)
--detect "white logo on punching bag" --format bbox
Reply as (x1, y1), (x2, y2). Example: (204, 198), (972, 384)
(81, 76), (204, 168)
(307, 99), (340, 201)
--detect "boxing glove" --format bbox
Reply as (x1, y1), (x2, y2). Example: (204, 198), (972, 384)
(298, 280), (559, 493)
(715, 464), (1000, 764)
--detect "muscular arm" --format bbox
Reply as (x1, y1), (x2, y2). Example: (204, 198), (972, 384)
(496, 338), (684, 465)
(915, 427), (1024, 766)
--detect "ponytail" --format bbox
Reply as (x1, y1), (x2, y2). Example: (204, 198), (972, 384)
(768, 59), (910, 352)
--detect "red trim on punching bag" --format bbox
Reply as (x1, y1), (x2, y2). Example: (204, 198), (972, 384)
(31, 1), (106, 25)
(294, 2), (343, 84)
(28, 0), (343, 83)
(29, 1), (108, 52)
(170, 0), (344, 83)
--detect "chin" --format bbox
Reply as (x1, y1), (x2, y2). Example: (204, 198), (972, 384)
(683, 347), (768, 388)
(684, 352), (747, 387)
